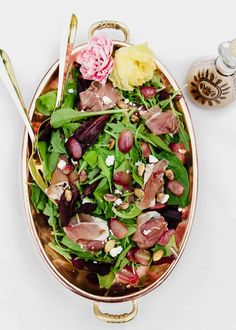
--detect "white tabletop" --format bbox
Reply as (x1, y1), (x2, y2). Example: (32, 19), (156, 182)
(0, 0), (236, 329)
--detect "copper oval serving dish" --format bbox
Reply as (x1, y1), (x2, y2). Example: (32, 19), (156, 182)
(21, 21), (198, 323)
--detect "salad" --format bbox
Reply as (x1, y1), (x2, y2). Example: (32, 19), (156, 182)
(30, 36), (191, 293)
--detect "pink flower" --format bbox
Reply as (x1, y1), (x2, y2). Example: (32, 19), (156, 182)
(76, 36), (114, 84)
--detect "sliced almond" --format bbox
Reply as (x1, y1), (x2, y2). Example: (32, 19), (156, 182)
(134, 188), (145, 200)
(165, 169), (174, 181)
(103, 194), (117, 202)
(138, 163), (145, 177)
(65, 189), (72, 202)
(153, 250), (164, 262)
(104, 240), (116, 253)
(108, 138), (115, 150)
(117, 202), (129, 210)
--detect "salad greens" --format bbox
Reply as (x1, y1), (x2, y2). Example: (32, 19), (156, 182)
(31, 55), (192, 292)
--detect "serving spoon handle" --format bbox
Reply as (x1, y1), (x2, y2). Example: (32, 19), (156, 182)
(55, 13), (78, 108)
(0, 49), (35, 142)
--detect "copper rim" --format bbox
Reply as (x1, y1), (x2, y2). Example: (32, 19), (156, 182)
(21, 41), (198, 303)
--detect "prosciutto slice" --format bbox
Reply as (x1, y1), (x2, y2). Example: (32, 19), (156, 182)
(132, 211), (168, 249)
(79, 81), (121, 111)
(136, 159), (168, 210)
(142, 106), (179, 135)
(63, 214), (109, 244)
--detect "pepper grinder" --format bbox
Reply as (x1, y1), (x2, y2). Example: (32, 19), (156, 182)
(186, 39), (236, 109)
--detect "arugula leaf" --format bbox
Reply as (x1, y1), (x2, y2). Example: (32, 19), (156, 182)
(48, 242), (71, 260)
(30, 183), (48, 211)
(36, 91), (57, 116)
(97, 154), (112, 191)
(62, 123), (80, 138)
(114, 244), (132, 272)
(137, 129), (171, 152)
(50, 108), (124, 128)
(94, 178), (110, 210)
(159, 151), (190, 207)
(97, 272), (115, 289)
(43, 201), (58, 228)
(179, 121), (190, 151)
(61, 79), (77, 109)
(49, 130), (67, 154)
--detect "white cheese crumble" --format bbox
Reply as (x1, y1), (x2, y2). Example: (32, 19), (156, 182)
(126, 170), (131, 174)
(68, 88), (76, 94)
(105, 155), (115, 166)
(124, 98), (129, 104)
(143, 229), (151, 236)
(114, 189), (122, 195)
(178, 207), (183, 212)
(161, 194), (169, 204)
(135, 161), (142, 166)
(110, 246), (123, 258)
(102, 95), (112, 105)
(149, 155), (159, 163)
(57, 159), (67, 170)
(82, 197), (94, 204)
(113, 198), (123, 207)
(71, 159), (78, 166)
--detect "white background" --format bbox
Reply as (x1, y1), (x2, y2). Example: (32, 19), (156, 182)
(0, 0), (236, 329)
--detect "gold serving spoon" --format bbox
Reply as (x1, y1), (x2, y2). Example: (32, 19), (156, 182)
(0, 13), (78, 203)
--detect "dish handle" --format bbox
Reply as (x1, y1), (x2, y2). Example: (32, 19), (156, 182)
(88, 20), (130, 43)
(93, 300), (138, 323)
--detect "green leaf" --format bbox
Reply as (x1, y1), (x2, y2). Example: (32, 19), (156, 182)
(114, 244), (132, 272)
(62, 123), (80, 138)
(152, 234), (178, 257)
(48, 242), (71, 260)
(47, 152), (59, 173)
(94, 178), (110, 211)
(138, 129), (171, 152)
(61, 79), (77, 109)
(37, 141), (47, 161)
(30, 183), (48, 211)
(179, 121), (190, 151)
(36, 91), (57, 116)
(159, 151), (190, 207)
(97, 154), (112, 191)
(50, 108), (124, 128)
(83, 150), (98, 168)
(43, 201), (58, 230)
(97, 272), (115, 289)
(112, 204), (141, 219)
(49, 130), (67, 154)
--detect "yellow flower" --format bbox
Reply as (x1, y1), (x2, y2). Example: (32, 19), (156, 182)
(109, 43), (156, 91)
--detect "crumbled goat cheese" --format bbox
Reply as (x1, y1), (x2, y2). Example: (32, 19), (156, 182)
(143, 229), (151, 236)
(161, 194), (169, 204)
(124, 98), (129, 104)
(178, 207), (183, 212)
(105, 155), (115, 166)
(135, 161), (142, 166)
(68, 88), (76, 94)
(102, 96), (112, 105)
(82, 197), (94, 204)
(110, 246), (123, 257)
(126, 170), (131, 174)
(114, 189), (122, 195)
(57, 159), (67, 170)
(149, 155), (159, 163)
(113, 198), (123, 207)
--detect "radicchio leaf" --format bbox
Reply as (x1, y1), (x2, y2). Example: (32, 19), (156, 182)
(59, 187), (80, 227)
(73, 115), (109, 153)
(157, 206), (182, 229)
(81, 180), (100, 198)
(77, 202), (96, 214)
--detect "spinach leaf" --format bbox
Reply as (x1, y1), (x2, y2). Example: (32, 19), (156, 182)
(83, 150), (98, 168)
(36, 91), (57, 116)
(30, 183), (48, 211)
(97, 272), (115, 289)
(43, 201), (58, 233)
(114, 244), (132, 272)
(97, 155), (112, 191)
(47, 152), (59, 173)
(179, 121), (190, 151)
(112, 204), (141, 219)
(159, 151), (190, 207)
